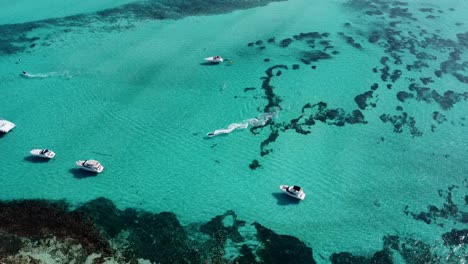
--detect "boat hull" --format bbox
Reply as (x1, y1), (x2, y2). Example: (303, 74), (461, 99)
(279, 185), (306, 200)
(76, 160), (104, 173)
(204, 57), (223, 63)
(0, 120), (15, 133)
(30, 149), (55, 159)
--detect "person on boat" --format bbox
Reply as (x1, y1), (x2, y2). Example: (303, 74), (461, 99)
(207, 132), (215, 137)
(22, 71), (27, 75)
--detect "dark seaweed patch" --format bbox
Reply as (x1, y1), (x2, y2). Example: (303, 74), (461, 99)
(406, 60), (429, 71)
(328, 232), (452, 264)
(279, 38), (293, 48)
(404, 185), (467, 225)
(251, 222), (316, 264)
(249, 159), (261, 170)
(432, 111), (447, 124)
(407, 83), (468, 110)
(369, 31), (381, 43)
(339, 33), (363, 49)
(389, 7), (416, 20)
(200, 210), (246, 244)
(425, 15), (438, 19)
(293, 32), (323, 41)
(390, 69), (402, 82)
(354, 90), (374, 110)
(330, 250), (392, 264)
(420, 77), (434, 85)
(380, 112), (422, 137)
(0, 197), (317, 263)
(442, 229), (468, 246)
(260, 129), (279, 156)
(0, 234), (23, 257)
(0, 199), (112, 255)
(288, 102), (367, 129)
(300, 50), (332, 64)
(399, 238), (441, 264)
(262, 65), (287, 112)
(457, 31), (468, 47)
(419, 8), (434, 13)
(396, 91), (414, 102)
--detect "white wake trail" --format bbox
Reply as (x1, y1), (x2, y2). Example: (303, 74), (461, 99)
(21, 71), (73, 79)
(207, 112), (276, 138)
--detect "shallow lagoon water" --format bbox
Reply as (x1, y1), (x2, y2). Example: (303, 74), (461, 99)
(0, 0), (467, 263)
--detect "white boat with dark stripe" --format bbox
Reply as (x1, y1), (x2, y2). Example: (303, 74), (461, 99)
(280, 185), (306, 200)
(30, 149), (56, 159)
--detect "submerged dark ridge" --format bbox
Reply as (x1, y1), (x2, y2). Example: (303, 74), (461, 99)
(0, 0), (286, 55)
(0, 197), (317, 263)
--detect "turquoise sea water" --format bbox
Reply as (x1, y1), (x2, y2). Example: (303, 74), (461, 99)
(1, 0), (467, 263)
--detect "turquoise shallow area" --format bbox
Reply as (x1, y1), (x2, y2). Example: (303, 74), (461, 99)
(1, 0), (467, 262)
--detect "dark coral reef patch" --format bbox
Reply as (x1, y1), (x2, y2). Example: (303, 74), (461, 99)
(404, 185), (468, 226)
(0, 197), (317, 263)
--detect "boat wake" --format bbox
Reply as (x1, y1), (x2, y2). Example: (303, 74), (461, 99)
(207, 112), (275, 138)
(21, 71), (73, 79)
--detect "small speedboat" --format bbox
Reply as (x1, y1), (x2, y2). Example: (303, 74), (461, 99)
(280, 185), (306, 200)
(76, 159), (104, 173)
(0, 119), (15, 133)
(30, 149), (56, 159)
(204, 56), (224, 63)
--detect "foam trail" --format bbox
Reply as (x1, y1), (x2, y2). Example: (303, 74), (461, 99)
(21, 71), (72, 79)
(207, 112), (275, 138)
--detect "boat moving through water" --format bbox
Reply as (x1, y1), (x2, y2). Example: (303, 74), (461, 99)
(280, 185), (306, 200)
(204, 56), (223, 63)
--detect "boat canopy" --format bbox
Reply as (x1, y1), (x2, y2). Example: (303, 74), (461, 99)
(292, 186), (302, 191)
(84, 160), (100, 167)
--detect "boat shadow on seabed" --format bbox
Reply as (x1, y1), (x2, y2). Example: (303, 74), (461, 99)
(272, 192), (301, 206)
(69, 168), (99, 179)
(23, 156), (51, 163)
(199, 61), (222, 66)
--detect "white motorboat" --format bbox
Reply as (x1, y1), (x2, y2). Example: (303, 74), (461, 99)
(204, 56), (223, 63)
(0, 119), (15, 133)
(279, 185), (306, 200)
(30, 149), (56, 159)
(76, 160), (104, 173)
